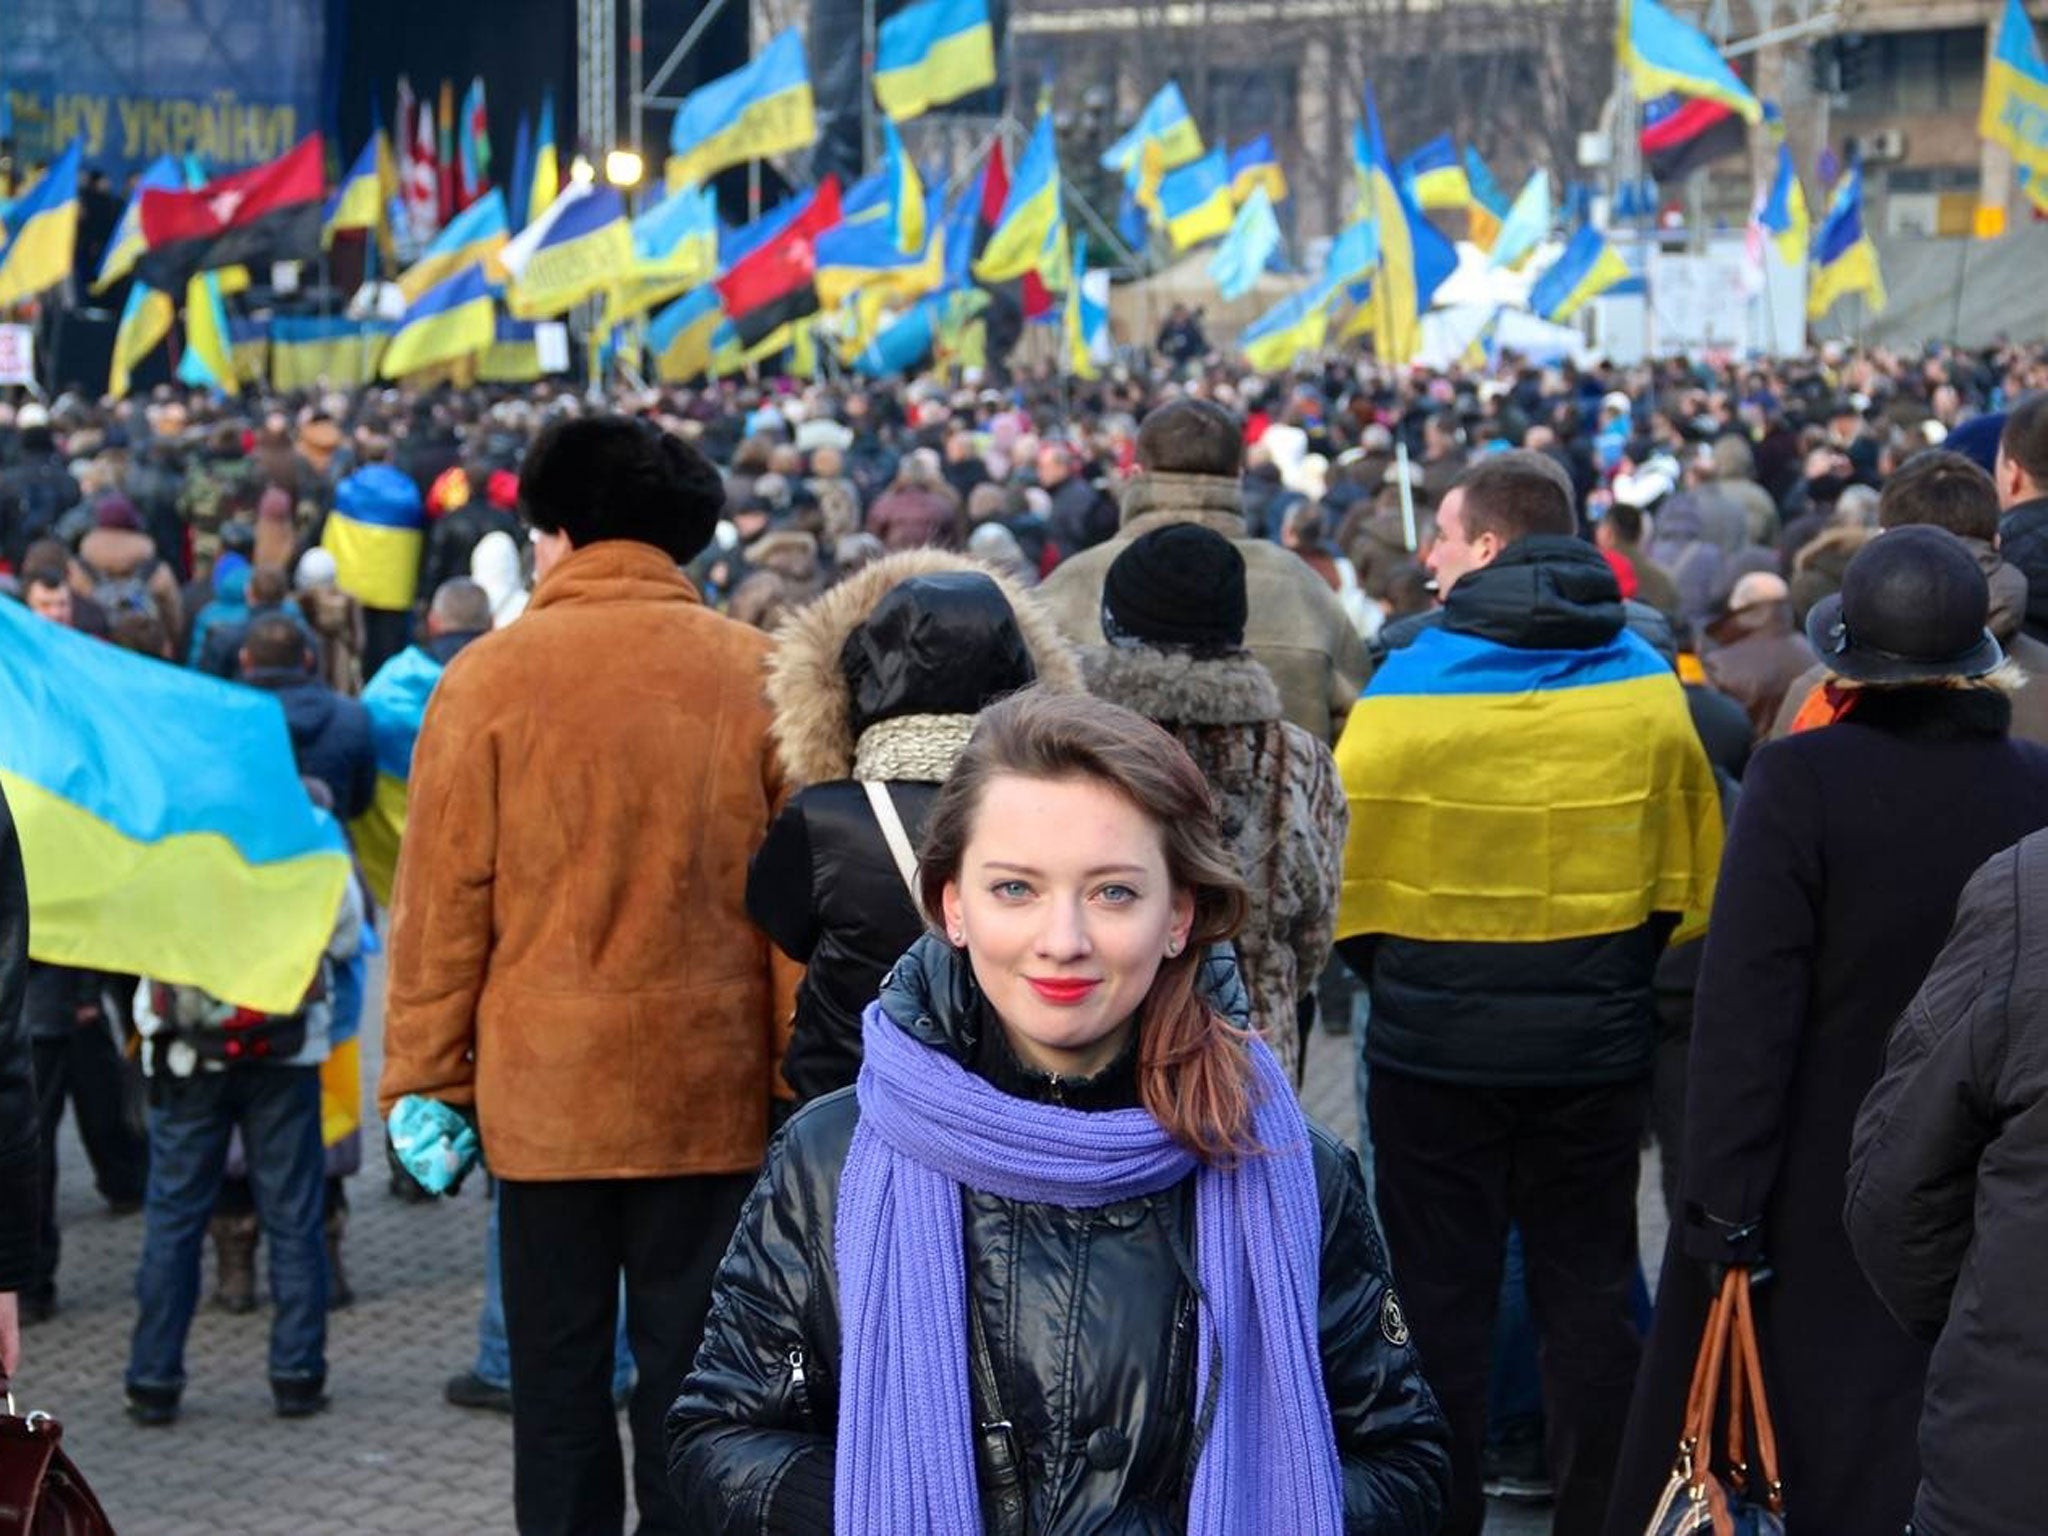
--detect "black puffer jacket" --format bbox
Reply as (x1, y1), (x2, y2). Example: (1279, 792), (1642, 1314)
(750, 562), (1063, 1103)
(0, 783), (43, 1293)
(1341, 538), (1683, 1086)
(2000, 495), (2048, 642)
(667, 938), (1450, 1534)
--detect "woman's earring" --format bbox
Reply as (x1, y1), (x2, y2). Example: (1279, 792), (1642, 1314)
(1166, 939), (1182, 957)
(950, 927), (966, 946)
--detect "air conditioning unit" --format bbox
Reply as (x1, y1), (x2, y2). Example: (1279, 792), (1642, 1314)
(1851, 128), (1907, 163)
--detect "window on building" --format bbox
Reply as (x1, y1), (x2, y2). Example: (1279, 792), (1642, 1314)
(1843, 26), (1986, 116)
(1202, 65), (1295, 147)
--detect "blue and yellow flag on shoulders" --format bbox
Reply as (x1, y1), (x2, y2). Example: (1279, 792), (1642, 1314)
(874, 0), (997, 122)
(1529, 223), (1632, 321)
(352, 644), (452, 908)
(1334, 622), (1721, 945)
(667, 28), (817, 189)
(1228, 135), (1287, 207)
(1808, 161), (1885, 319)
(1983, 0), (2048, 183)
(322, 462), (426, 612)
(0, 600), (351, 1013)
(94, 155), (180, 293)
(0, 139), (81, 308)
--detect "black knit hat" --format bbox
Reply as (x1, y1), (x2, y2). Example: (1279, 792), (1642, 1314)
(1806, 524), (2002, 684)
(1101, 523), (1248, 653)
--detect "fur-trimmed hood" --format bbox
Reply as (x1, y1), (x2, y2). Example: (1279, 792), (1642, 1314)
(1118, 470), (1246, 534)
(1080, 644), (1283, 728)
(767, 548), (1083, 786)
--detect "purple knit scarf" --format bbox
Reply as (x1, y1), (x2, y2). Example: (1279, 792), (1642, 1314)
(833, 1004), (1343, 1535)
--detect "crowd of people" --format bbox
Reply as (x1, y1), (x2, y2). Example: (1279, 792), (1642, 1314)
(2, 333), (2048, 1534)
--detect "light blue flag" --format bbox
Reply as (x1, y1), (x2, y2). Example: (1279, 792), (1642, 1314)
(1208, 185), (1283, 300)
(1490, 170), (1552, 269)
(1321, 214), (1381, 290)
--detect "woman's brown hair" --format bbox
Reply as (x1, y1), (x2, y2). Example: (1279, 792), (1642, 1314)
(916, 687), (1256, 1162)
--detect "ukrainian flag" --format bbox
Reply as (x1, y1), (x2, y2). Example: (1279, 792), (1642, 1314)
(1100, 83), (1204, 185)
(1358, 91), (1457, 365)
(352, 645), (447, 908)
(0, 599), (352, 1014)
(1209, 185), (1283, 300)
(1398, 134), (1473, 212)
(229, 315), (269, 385)
(108, 282), (176, 399)
(179, 271), (241, 395)
(874, 0), (996, 123)
(814, 192), (945, 341)
(93, 155), (180, 293)
(381, 263), (498, 379)
(1240, 282), (1333, 371)
(0, 139), (81, 308)
(321, 462), (426, 613)
(1334, 624), (1722, 945)
(649, 287), (727, 382)
(397, 189), (508, 302)
(480, 314), (545, 383)
(501, 182), (633, 320)
(882, 119), (927, 254)
(1465, 145), (1509, 251)
(1808, 161), (1885, 319)
(667, 28), (817, 189)
(975, 114), (1062, 283)
(530, 93), (560, 229)
(1062, 235), (1109, 380)
(1228, 135), (1288, 207)
(270, 316), (395, 390)
(1529, 223), (1632, 321)
(602, 183), (718, 326)
(1620, 0), (1763, 125)
(1756, 142), (1809, 267)
(1982, 0), (2048, 183)
(324, 132), (397, 263)
(1157, 149), (1234, 251)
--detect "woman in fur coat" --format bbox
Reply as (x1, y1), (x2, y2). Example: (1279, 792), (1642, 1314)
(1081, 524), (1346, 1084)
(749, 551), (1082, 1103)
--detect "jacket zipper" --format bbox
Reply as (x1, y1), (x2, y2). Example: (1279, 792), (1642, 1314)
(786, 1346), (812, 1424)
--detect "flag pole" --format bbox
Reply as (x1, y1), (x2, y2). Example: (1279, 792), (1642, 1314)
(861, 0), (878, 177)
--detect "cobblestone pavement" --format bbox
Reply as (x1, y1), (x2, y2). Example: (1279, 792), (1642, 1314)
(26, 963), (1657, 1534)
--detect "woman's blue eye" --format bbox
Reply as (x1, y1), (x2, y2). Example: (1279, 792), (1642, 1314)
(1097, 884), (1139, 904)
(992, 880), (1032, 900)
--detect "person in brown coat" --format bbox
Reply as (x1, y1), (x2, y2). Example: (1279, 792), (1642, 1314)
(1700, 572), (1816, 741)
(378, 416), (784, 1536)
(864, 447), (964, 551)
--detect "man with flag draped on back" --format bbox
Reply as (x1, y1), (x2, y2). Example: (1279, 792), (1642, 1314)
(1333, 451), (1721, 1536)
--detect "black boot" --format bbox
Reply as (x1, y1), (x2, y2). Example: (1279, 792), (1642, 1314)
(209, 1211), (259, 1313)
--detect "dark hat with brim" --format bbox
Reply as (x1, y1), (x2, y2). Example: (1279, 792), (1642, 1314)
(1805, 524), (2004, 685)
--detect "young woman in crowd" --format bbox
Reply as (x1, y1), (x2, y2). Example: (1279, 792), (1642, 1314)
(666, 687), (1449, 1534)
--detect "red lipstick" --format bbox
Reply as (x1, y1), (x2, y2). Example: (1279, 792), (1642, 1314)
(1027, 978), (1100, 1005)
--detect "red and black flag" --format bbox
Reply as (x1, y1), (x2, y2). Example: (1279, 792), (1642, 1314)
(135, 136), (326, 291)
(1640, 95), (1745, 183)
(715, 176), (842, 350)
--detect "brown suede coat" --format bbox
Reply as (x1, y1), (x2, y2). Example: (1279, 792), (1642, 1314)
(377, 540), (786, 1180)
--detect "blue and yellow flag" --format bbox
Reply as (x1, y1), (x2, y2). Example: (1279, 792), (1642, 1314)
(1062, 234), (1107, 380)
(1756, 142), (1809, 266)
(324, 132), (398, 264)
(530, 93), (560, 228)
(380, 262), (498, 379)
(1983, 0), (2048, 184)
(480, 314), (545, 383)
(1620, 0), (1763, 125)
(270, 316), (395, 390)
(1228, 135), (1287, 207)
(1398, 134), (1473, 211)
(94, 155), (180, 293)
(1322, 215), (1381, 292)
(1809, 161), (1885, 319)
(351, 644), (449, 907)
(0, 139), (81, 308)
(1209, 186), (1283, 300)
(0, 599), (352, 1013)
(1464, 145), (1509, 251)
(601, 182), (719, 327)
(179, 270), (241, 395)
(881, 119), (927, 254)
(1240, 282), (1332, 371)
(108, 283), (176, 399)
(975, 113), (1063, 284)
(1334, 623), (1721, 944)
(1156, 149), (1234, 250)
(814, 189), (945, 344)
(501, 182), (632, 320)
(874, 0), (997, 122)
(649, 286), (727, 382)
(1529, 223), (1632, 321)
(1100, 83), (1203, 185)
(1358, 91), (1457, 365)
(321, 463), (426, 612)
(667, 28), (817, 188)
(397, 189), (508, 302)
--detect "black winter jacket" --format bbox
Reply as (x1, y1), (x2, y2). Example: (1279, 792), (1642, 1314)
(244, 667), (378, 822)
(1342, 540), (1684, 1086)
(0, 784), (43, 1292)
(667, 939), (1450, 1534)
(1999, 494), (2048, 643)
(1847, 827), (2048, 1536)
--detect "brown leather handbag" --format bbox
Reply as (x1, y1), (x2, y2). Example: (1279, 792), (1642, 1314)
(0, 1390), (115, 1536)
(1642, 1269), (1787, 1535)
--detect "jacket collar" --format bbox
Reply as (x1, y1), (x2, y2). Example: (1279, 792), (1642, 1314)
(1080, 644), (1283, 727)
(1443, 535), (1625, 651)
(1118, 471), (1246, 538)
(528, 540), (703, 612)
